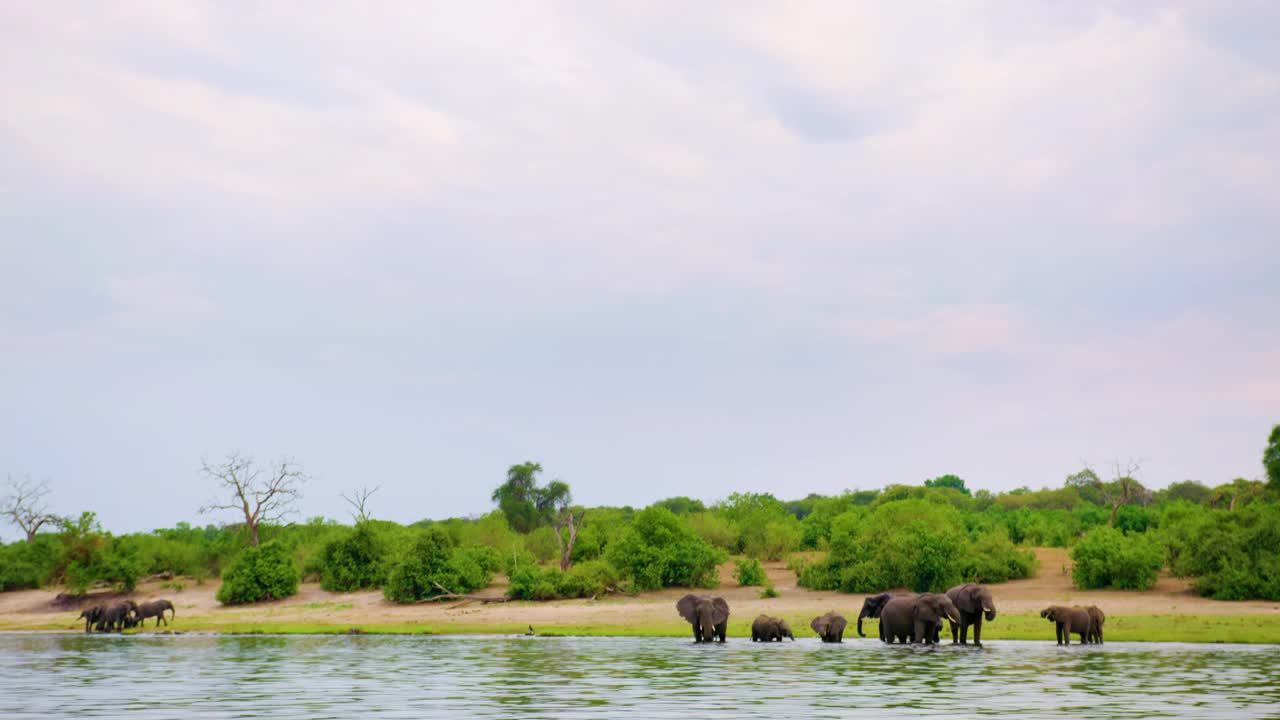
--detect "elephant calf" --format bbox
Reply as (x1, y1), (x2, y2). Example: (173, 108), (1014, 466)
(1041, 606), (1091, 645)
(135, 599), (176, 627)
(810, 612), (847, 643)
(96, 601), (139, 633)
(1086, 605), (1105, 644)
(751, 615), (794, 642)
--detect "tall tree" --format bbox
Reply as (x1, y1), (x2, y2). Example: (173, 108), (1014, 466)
(538, 480), (586, 571)
(1211, 478), (1265, 511)
(924, 474), (970, 496)
(2, 475), (62, 543)
(198, 453), (307, 546)
(1265, 424), (1280, 491)
(491, 462), (543, 533)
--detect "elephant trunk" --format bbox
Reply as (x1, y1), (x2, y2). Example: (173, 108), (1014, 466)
(984, 608), (996, 622)
(857, 609), (867, 637)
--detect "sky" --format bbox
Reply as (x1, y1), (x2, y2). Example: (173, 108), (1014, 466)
(2, 1), (1278, 539)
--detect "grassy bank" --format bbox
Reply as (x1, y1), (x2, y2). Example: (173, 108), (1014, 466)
(9, 614), (1280, 643)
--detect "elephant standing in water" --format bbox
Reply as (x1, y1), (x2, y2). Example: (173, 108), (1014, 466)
(751, 615), (794, 642)
(945, 583), (997, 647)
(1086, 606), (1105, 644)
(77, 605), (104, 633)
(677, 594), (729, 643)
(135, 599), (176, 627)
(857, 593), (894, 640)
(880, 593), (961, 645)
(810, 612), (847, 643)
(1041, 606), (1091, 645)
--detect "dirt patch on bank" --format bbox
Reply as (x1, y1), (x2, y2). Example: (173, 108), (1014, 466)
(3, 548), (1277, 632)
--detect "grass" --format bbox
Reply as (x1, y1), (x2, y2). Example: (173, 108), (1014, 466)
(8, 614), (1280, 643)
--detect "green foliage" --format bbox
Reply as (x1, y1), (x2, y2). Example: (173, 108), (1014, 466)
(506, 560), (620, 600)
(319, 523), (387, 592)
(961, 529), (1039, 583)
(216, 542), (300, 604)
(716, 492), (803, 560)
(1265, 424), (1280, 490)
(491, 462), (544, 533)
(687, 512), (737, 551)
(1071, 527), (1163, 591)
(0, 535), (60, 590)
(759, 584), (779, 598)
(734, 557), (767, 586)
(653, 497), (706, 515)
(925, 474), (971, 496)
(569, 507), (631, 562)
(606, 506), (724, 591)
(382, 529), (497, 603)
(1157, 480), (1214, 506)
(1162, 503), (1280, 600)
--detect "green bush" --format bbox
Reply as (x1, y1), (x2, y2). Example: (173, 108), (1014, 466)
(734, 557), (767, 586)
(506, 560), (620, 600)
(1071, 527), (1163, 591)
(1162, 504), (1280, 600)
(606, 506), (724, 591)
(382, 529), (496, 603)
(0, 536), (61, 591)
(216, 542), (300, 604)
(687, 512), (737, 551)
(319, 524), (388, 592)
(961, 529), (1039, 583)
(759, 584), (779, 598)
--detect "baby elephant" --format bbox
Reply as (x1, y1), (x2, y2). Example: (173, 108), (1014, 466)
(1041, 605), (1092, 645)
(134, 599), (176, 627)
(751, 615), (794, 642)
(810, 612), (847, 643)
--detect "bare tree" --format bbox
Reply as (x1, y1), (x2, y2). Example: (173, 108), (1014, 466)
(341, 485), (380, 524)
(1087, 460), (1151, 528)
(198, 453), (307, 546)
(1, 475), (62, 543)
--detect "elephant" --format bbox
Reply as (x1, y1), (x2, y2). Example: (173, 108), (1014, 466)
(945, 583), (997, 647)
(857, 593), (894, 639)
(880, 593), (961, 645)
(676, 594), (729, 643)
(1086, 605), (1105, 644)
(1041, 606), (1091, 645)
(96, 601), (138, 633)
(810, 612), (847, 643)
(77, 605), (105, 634)
(135, 599), (176, 627)
(751, 615), (794, 642)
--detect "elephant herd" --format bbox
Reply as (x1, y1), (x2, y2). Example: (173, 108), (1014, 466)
(679, 584), (1107, 646)
(76, 599), (175, 633)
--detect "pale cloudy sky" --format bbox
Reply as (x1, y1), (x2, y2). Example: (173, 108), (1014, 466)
(2, 1), (1277, 537)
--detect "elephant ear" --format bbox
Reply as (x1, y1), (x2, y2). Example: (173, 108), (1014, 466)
(710, 597), (730, 625)
(676, 594), (700, 622)
(810, 615), (828, 634)
(953, 584), (979, 614)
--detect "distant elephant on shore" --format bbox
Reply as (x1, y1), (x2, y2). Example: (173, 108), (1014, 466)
(1041, 606), (1091, 645)
(1086, 606), (1105, 644)
(810, 612), (847, 643)
(880, 594), (960, 644)
(77, 605), (104, 634)
(857, 593), (894, 639)
(135, 599), (176, 627)
(751, 615), (794, 642)
(946, 583), (997, 647)
(677, 594), (729, 643)
(97, 601), (138, 633)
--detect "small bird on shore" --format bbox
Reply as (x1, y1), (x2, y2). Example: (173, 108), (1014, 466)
(526, 625), (536, 636)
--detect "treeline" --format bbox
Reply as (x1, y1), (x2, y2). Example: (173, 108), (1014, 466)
(3, 426), (1279, 604)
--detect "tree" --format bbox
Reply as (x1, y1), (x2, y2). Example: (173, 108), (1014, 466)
(924, 474), (971, 496)
(1210, 478), (1266, 512)
(491, 462), (543, 533)
(2, 475), (63, 543)
(341, 485), (380, 524)
(537, 480), (586, 571)
(1078, 462), (1150, 527)
(1265, 424), (1280, 490)
(198, 453), (307, 546)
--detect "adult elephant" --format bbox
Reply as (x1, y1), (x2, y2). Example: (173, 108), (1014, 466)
(880, 594), (960, 645)
(677, 594), (729, 643)
(97, 601), (138, 633)
(1041, 606), (1091, 645)
(135, 599), (176, 627)
(77, 605), (104, 634)
(1086, 606), (1105, 644)
(751, 615), (794, 642)
(810, 612), (847, 643)
(945, 583), (997, 647)
(857, 593), (894, 639)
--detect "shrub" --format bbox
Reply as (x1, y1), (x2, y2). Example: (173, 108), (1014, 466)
(319, 524), (388, 592)
(1071, 527), (1163, 591)
(216, 542), (300, 604)
(734, 558), (767, 586)
(506, 560), (620, 600)
(1162, 504), (1280, 601)
(606, 506), (724, 591)
(759, 584), (779, 598)
(961, 529), (1039, 584)
(0, 535), (60, 591)
(687, 512), (737, 551)
(383, 529), (496, 603)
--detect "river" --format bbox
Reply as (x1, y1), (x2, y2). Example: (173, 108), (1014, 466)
(2, 634), (1277, 718)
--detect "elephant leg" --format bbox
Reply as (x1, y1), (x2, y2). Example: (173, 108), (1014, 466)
(913, 620), (925, 645)
(691, 624), (701, 643)
(972, 616), (983, 647)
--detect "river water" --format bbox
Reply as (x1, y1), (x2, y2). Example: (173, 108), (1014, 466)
(2, 634), (1278, 718)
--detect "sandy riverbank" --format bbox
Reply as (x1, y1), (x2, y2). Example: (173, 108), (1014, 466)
(4, 549), (1279, 641)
